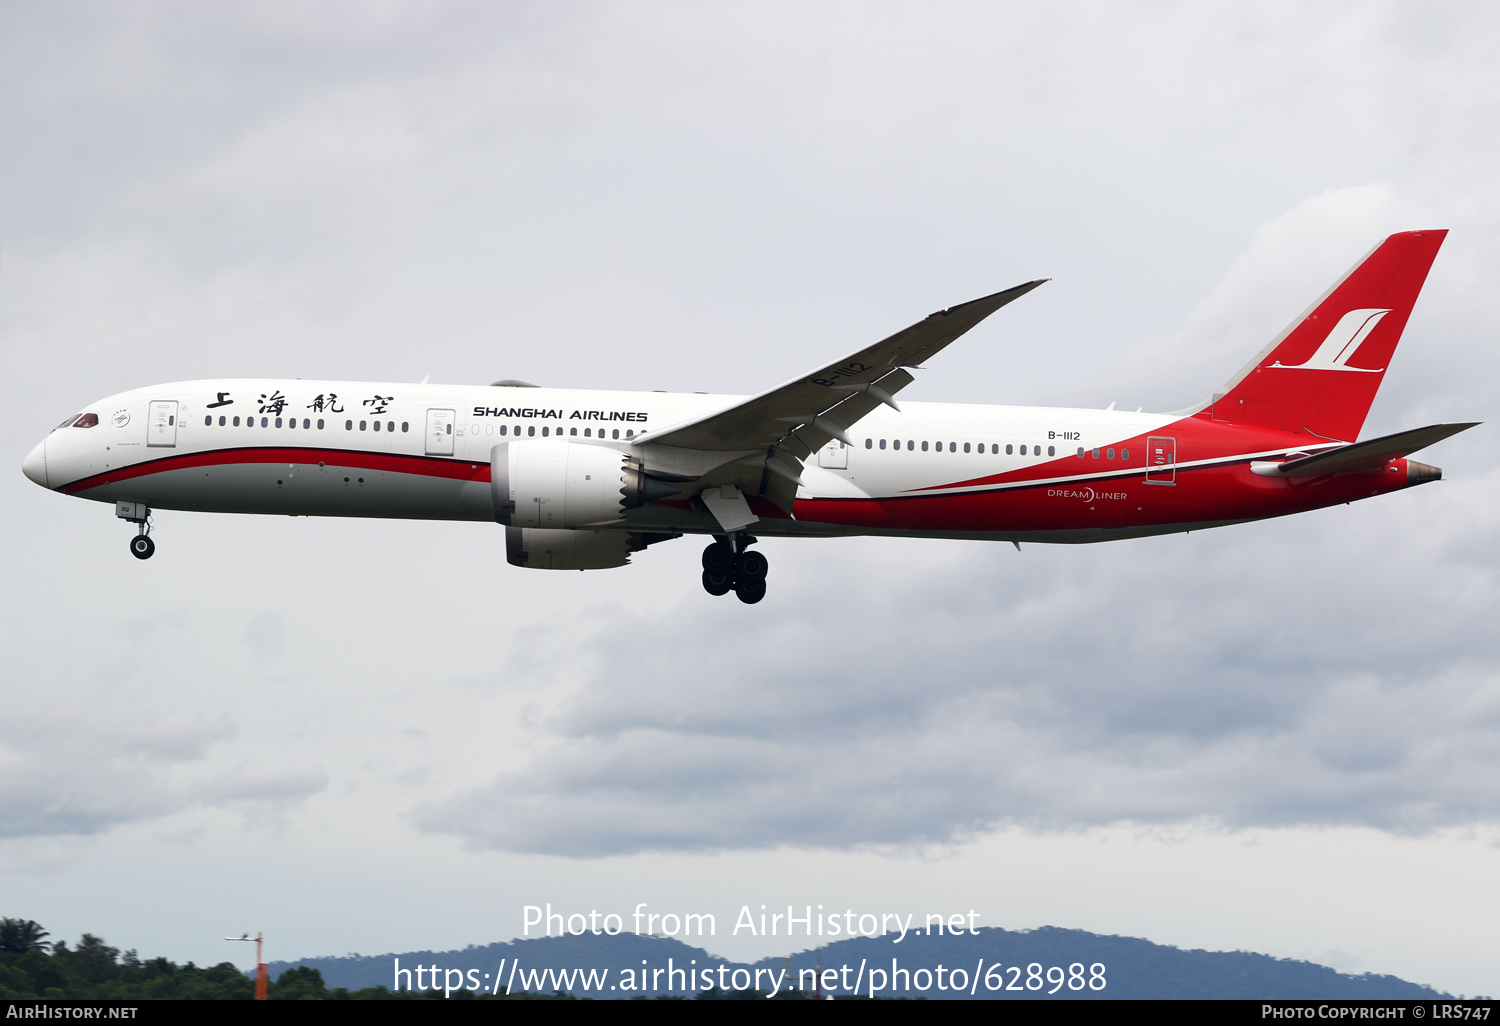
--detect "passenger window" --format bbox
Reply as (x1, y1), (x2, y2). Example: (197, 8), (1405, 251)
(948, 442), (955, 452)
(1122, 448), (1130, 460)
(219, 416), (226, 426)
(1092, 448), (1100, 458)
(289, 418), (296, 429)
(865, 438), (872, 448)
(907, 440), (914, 451)
(345, 420), (352, 430)
(388, 421), (394, 432)
(879, 439), (886, 450)
(527, 426), (535, 437)
(1077, 447), (1085, 457)
(921, 441), (929, 451)
(571, 428), (578, 436)
(500, 425), (507, 436)
(583, 428), (590, 437)
(1047, 445), (1055, 456)
(1107, 448), (1114, 459)
(204, 415), (211, 426)
(261, 417), (268, 427)
(402, 422), (409, 432)
(373, 420), (381, 431)
(233, 416), (241, 427)
(963, 442), (970, 453)
(1005, 444), (1013, 455)
(360, 421), (367, 431)
(318, 419), (325, 430)
(541, 426), (549, 437)
(612, 429), (620, 439)
(274, 417), (282, 428)
(626, 430), (634, 438)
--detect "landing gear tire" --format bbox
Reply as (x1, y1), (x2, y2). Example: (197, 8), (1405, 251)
(702, 541), (734, 574)
(702, 569), (733, 596)
(735, 549), (768, 581)
(129, 535), (155, 560)
(733, 575), (766, 604)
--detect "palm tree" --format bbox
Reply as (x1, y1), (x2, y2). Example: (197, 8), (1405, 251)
(0, 918), (50, 954)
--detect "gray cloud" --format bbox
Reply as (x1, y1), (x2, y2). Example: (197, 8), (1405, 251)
(0, 710), (327, 839)
(418, 452), (1500, 855)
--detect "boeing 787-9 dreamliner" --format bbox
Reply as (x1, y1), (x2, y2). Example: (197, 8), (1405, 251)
(21, 230), (1475, 603)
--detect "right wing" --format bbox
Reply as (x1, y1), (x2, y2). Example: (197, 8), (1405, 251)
(640, 280), (1047, 511)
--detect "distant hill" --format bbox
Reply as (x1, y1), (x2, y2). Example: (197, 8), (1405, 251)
(269, 926), (1453, 1000)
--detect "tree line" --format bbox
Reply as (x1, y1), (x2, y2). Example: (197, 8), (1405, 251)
(0, 918), (539, 1000)
(0, 918), (783, 1000)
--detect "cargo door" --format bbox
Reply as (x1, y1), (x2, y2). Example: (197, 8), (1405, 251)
(425, 408), (456, 455)
(147, 401), (178, 447)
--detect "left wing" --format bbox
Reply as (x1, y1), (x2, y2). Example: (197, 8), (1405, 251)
(640, 280), (1046, 510)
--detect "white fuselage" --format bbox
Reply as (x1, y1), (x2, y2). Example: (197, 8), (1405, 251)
(29, 378), (1176, 539)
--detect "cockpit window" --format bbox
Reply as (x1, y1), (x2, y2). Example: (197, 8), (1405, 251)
(55, 414), (81, 430)
(72, 413), (99, 428)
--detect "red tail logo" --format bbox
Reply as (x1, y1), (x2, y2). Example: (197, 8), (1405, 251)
(1207, 230), (1446, 441)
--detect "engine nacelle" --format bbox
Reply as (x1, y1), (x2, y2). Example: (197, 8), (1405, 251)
(490, 440), (664, 528)
(505, 527), (633, 570)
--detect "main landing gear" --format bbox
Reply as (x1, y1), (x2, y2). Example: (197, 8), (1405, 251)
(701, 535), (768, 604)
(116, 501), (155, 560)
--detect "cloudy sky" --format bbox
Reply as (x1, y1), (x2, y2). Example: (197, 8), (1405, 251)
(3, 0), (1499, 996)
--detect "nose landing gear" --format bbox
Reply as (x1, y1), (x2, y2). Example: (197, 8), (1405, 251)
(701, 535), (767, 603)
(116, 501), (155, 560)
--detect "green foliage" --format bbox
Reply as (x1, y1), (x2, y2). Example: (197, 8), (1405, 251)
(0, 919), (569, 1000)
(0, 918), (50, 955)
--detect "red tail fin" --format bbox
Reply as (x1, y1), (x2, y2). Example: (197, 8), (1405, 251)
(1206, 230), (1446, 441)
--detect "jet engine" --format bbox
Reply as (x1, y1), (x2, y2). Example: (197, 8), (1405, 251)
(490, 440), (676, 529)
(505, 526), (633, 570)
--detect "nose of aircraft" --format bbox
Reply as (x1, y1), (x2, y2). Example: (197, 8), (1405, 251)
(22, 438), (48, 488)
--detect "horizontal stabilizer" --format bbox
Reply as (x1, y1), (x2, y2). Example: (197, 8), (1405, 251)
(1273, 422), (1478, 477)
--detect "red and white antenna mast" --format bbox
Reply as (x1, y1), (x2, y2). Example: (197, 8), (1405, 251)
(226, 932), (269, 999)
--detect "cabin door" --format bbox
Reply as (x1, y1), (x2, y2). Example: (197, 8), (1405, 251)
(147, 401), (178, 447)
(425, 409), (456, 455)
(817, 440), (848, 469)
(1145, 435), (1176, 484)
